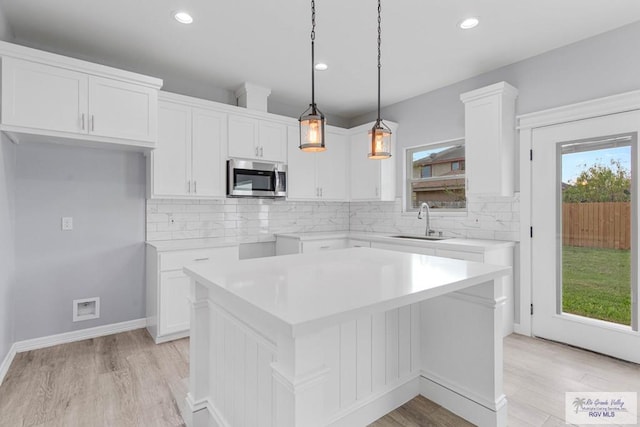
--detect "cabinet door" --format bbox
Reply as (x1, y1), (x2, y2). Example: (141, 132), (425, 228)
(318, 131), (348, 200)
(192, 108), (227, 197)
(259, 120), (287, 162)
(286, 126), (318, 200)
(350, 131), (381, 200)
(151, 102), (191, 197)
(88, 76), (158, 143)
(228, 114), (258, 159)
(159, 271), (191, 336)
(1, 57), (88, 134)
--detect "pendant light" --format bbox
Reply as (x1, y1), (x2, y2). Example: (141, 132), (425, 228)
(299, 0), (326, 152)
(368, 0), (392, 160)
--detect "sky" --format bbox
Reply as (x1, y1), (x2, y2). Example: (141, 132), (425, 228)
(562, 146), (631, 184)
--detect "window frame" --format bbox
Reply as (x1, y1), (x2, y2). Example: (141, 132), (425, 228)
(403, 137), (466, 213)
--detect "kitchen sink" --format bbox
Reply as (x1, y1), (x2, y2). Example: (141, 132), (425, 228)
(390, 235), (449, 241)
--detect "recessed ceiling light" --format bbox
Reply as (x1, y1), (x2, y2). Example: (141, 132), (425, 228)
(174, 11), (193, 24)
(314, 63), (328, 71)
(459, 17), (479, 29)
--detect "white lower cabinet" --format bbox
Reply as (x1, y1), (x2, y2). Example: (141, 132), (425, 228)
(159, 270), (191, 336)
(146, 243), (239, 343)
(302, 239), (348, 253)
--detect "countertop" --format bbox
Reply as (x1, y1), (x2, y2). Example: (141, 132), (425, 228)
(274, 231), (515, 252)
(146, 238), (239, 252)
(184, 247), (511, 336)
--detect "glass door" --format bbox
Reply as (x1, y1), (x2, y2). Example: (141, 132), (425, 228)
(531, 110), (640, 363)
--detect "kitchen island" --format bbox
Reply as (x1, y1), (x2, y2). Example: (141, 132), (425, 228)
(183, 247), (511, 427)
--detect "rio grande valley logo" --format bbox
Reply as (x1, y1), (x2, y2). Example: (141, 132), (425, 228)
(566, 392), (637, 424)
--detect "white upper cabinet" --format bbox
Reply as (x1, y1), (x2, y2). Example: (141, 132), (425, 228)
(0, 42), (162, 149)
(149, 94), (227, 199)
(460, 82), (518, 197)
(88, 76), (157, 143)
(349, 121), (397, 201)
(286, 126), (318, 200)
(191, 108), (226, 197)
(150, 101), (191, 197)
(259, 120), (287, 162)
(1, 57), (88, 134)
(228, 114), (286, 162)
(317, 130), (348, 200)
(286, 126), (349, 201)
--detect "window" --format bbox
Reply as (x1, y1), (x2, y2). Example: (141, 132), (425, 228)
(406, 139), (466, 211)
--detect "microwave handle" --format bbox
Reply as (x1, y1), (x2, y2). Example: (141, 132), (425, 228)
(273, 166), (280, 193)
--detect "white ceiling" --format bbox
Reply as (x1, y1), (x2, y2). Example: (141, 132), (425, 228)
(1, 1), (640, 119)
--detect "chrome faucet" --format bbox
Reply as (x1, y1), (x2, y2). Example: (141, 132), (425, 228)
(417, 202), (435, 236)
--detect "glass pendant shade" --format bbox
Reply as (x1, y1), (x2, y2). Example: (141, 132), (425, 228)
(368, 121), (392, 159)
(299, 105), (326, 152)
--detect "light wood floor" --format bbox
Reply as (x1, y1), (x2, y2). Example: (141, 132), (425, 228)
(1, 331), (638, 426)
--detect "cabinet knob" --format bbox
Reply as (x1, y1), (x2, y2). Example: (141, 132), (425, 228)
(260, 146), (264, 157)
(194, 180), (197, 194)
(194, 257), (209, 262)
(80, 113), (85, 130)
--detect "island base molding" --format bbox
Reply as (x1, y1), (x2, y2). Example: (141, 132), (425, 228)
(185, 374), (506, 427)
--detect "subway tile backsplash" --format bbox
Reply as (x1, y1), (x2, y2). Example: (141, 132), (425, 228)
(349, 194), (521, 241)
(146, 193), (520, 243)
(146, 198), (350, 242)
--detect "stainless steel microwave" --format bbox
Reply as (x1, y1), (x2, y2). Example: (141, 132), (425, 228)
(227, 159), (287, 198)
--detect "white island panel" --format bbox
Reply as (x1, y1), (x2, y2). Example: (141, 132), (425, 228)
(185, 248), (510, 427)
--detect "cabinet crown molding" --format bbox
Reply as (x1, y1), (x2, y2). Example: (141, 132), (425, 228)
(460, 81), (518, 104)
(0, 40), (162, 89)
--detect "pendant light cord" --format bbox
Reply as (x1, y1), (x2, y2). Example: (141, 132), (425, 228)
(376, 0), (382, 123)
(311, 0), (316, 109)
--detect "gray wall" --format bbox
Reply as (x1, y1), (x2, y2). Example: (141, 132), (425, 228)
(0, 135), (16, 364)
(350, 20), (640, 194)
(13, 142), (146, 341)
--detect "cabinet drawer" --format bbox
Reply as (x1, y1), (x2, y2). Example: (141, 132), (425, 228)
(434, 249), (483, 262)
(302, 239), (348, 253)
(370, 242), (435, 255)
(348, 239), (371, 248)
(160, 246), (238, 271)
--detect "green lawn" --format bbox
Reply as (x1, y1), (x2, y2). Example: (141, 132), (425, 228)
(562, 246), (631, 325)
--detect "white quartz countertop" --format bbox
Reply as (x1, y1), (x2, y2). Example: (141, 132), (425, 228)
(146, 238), (239, 252)
(274, 231), (515, 252)
(184, 247), (511, 336)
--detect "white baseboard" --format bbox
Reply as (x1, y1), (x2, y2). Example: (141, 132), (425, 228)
(0, 342), (18, 386)
(328, 375), (420, 427)
(14, 318), (147, 353)
(419, 375), (508, 427)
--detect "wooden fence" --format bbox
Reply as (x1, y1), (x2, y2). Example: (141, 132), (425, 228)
(562, 202), (631, 250)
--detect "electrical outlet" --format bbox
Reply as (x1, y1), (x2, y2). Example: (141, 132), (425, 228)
(61, 217), (73, 231)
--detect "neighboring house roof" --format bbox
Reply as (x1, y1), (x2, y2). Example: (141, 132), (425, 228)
(414, 145), (464, 167)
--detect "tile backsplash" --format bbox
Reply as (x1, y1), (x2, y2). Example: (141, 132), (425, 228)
(147, 194), (520, 243)
(350, 194), (520, 241)
(146, 198), (350, 242)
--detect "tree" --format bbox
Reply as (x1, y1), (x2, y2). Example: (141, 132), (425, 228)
(563, 159), (631, 203)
